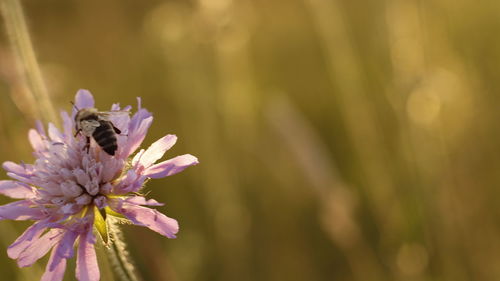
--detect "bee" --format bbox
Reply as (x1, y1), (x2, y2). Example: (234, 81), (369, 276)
(74, 107), (127, 156)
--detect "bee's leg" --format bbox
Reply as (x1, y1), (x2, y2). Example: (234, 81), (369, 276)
(112, 125), (121, 134)
(113, 125), (128, 136)
(74, 129), (81, 137)
(84, 136), (90, 153)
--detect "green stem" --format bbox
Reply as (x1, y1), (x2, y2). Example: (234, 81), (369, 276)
(0, 0), (58, 124)
(106, 218), (141, 281)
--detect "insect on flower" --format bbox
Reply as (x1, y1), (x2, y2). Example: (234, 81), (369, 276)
(73, 105), (129, 155)
(0, 89), (199, 281)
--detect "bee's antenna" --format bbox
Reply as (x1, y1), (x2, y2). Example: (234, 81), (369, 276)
(70, 101), (79, 111)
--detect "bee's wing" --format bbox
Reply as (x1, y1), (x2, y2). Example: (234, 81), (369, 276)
(97, 110), (131, 121)
(83, 119), (101, 127)
(98, 111), (131, 134)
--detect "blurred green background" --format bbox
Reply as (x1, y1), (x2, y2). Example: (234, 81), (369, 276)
(1, 0), (499, 280)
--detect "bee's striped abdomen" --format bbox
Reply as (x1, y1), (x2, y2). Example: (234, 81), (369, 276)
(92, 120), (117, 155)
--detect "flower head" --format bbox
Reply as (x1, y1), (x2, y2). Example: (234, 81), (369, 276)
(0, 90), (199, 281)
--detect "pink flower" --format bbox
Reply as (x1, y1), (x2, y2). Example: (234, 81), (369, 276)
(0, 90), (199, 281)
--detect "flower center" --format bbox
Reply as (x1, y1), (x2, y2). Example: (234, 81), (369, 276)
(34, 141), (124, 215)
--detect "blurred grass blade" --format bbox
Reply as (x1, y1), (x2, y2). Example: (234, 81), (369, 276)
(0, 0), (57, 124)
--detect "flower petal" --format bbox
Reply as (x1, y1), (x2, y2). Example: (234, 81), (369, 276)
(125, 196), (164, 206)
(17, 229), (63, 267)
(76, 229), (99, 281)
(120, 108), (153, 157)
(28, 129), (46, 152)
(131, 149), (145, 166)
(35, 120), (47, 136)
(144, 154), (199, 179)
(136, 97), (142, 109)
(136, 135), (177, 169)
(0, 200), (44, 220)
(2, 161), (32, 177)
(112, 170), (146, 194)
(100, 158), (124, 183)
(75, 89), (95, 109)
(0, 180), (35, 199)
(8, 221), (48, 259)
(127, 115), (153, 155)
(48, 123), (63, 142)
(3, 162), (34, 185)
(61, 111), (75, 142)
(115, 203), (178, 238)
(56, 230), (78, 259)
(6, 172), (34, 185)
(106, 108), (130, 135)
(41, 246), (67, 281)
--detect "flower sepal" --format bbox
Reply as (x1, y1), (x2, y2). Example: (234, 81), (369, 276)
(93, 207), (109, 245)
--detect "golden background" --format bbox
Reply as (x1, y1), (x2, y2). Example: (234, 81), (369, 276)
(0, 0), (498, 280)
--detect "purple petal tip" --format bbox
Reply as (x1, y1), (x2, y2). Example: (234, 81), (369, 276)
(75, 89), (95, 109)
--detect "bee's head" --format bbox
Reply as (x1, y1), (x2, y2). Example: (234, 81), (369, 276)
(74, 108), (99, 131)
